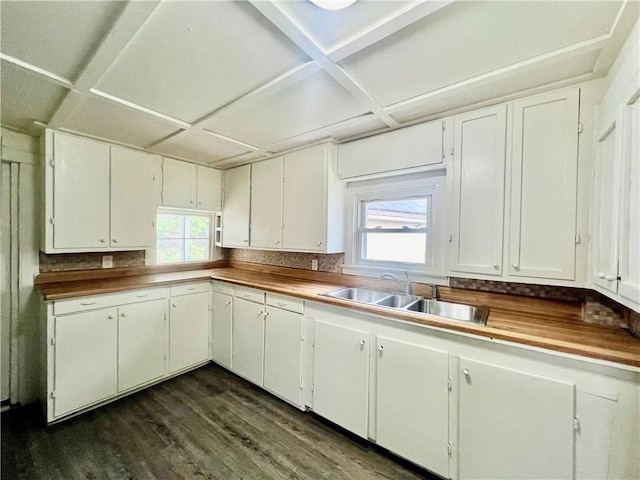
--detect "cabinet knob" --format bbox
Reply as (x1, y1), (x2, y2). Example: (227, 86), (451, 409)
(172, 303), (177, 308)
(99, 239), (106, 243)
(317, 241), (322, 247)
(463, 368), (470, 376)
(378, 345), (384, 352)
(275, 240), (280, 245)
(264, 311), (269, 317)
(597, 272), (606, 279)
(243, 239), (248, 243)
(225, 301), (231, 306)
(198, 201), (202, 205)
(190, 200), (194, 204)
(107, 315), (113, 319)
(112, 239), (117, 243)
(121, 312), (126, 317)
(512, 263), (520, 270)
(605, 274), (617, 281)
(258, 310), (263, 315)
(359, 339), (365, 346)
(493, 264), (499, 270)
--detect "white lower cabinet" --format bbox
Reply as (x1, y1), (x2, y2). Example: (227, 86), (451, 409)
(169, 290), (210, 374)
(232, 296), (265, 385)
(263, 305), (303, 407)
(53, 308), (118, 418)
(313, 320), (369, 438)
(118, 299), (167, 392)
(211, 291), (233, 369)
(457, 357), (575, 480)
(376, 337), (449, 477)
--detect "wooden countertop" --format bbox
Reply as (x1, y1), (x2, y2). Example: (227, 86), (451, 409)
(37, 265), (640, 369)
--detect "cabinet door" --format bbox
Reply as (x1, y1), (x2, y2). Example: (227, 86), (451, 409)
(338, 120), (444, 179)
(509, 88), (579, 280)
(450, 105), (507, 276)
(458, 357), (575, 480)
(592, 110), (623, 292)
(196, 166), (222, 211)
(376, 337), (449, 477)
(264, 306), (302, 406)
(169, 291), (210, 373)
(118, 299), (167, 392)
(110, 146), (160, 248)
(222, 164), (251, 247)
(54, 308), (117, 417)
(283, 145), (326, 251)
(52, 132), (110, 248)
(212, 291), (232, 368)
(162, 158), (197, 208)
(618, 89), (640, 304)
(232, 297), (265, 385)
(313, 320), (368, 438)
(250, 157), (283, 249)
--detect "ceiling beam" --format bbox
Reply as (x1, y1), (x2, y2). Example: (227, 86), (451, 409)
(0, 53), (73, 88)
(327, 0), (455, 62)
(48, 0), (161, 128)
(249, 1), (399, 128)
(592, 0), (639, 78)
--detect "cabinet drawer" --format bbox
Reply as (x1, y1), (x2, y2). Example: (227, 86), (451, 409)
(212, 281), (234, 295)
(53, 287), (169, 315)
(170, 282), (211, 297)
(234, 286), (265, 304)
(266, 293), (303, 314)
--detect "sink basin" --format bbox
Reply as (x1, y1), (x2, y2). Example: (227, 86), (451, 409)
(376, 294), (421, 308)
(405, 299), (489, 325)
(322, 287), (390, 304)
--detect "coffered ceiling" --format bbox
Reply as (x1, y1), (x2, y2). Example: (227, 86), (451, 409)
(1, 0), (637, 168)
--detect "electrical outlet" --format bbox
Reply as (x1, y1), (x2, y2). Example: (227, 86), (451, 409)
(102, 255), (113, 268)
(311, 259), (318, 271)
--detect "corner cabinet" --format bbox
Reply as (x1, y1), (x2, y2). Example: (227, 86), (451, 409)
(222, 164), (251, 247)
(43, 130), (161, 253)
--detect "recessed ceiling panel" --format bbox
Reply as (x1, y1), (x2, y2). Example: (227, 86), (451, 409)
(61, 96), (181, 148)
(341, 1), (621, 106)
(0, 1), (125, 81)
(96, 1), (310, 123)
(390, 50), (601, 123)
(0, 62), (67, 132)
(203, 70), (369, 147)
(153, 131), (251, 164)
(277, 0), (413, 51)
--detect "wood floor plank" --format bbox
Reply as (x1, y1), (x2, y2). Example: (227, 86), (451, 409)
(2, 364), (436, 480)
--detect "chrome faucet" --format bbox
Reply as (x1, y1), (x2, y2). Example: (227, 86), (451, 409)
(427, 283), (438, 300)
(379, 272), (411, 296)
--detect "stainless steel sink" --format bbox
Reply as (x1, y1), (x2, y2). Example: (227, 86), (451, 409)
(321, 287), (390, 304)
(376, 294), (421, 308)
(405, 299), (489, 325)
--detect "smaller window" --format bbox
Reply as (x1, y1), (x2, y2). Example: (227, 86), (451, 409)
(156, 212), (212, 264)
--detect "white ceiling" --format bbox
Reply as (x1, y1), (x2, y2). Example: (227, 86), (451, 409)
(0, 0), (637, 168)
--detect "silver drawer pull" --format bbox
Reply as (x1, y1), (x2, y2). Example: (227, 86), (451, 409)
(463, 368), (470, 376)
(277, 302), (287, 307)
(136, 294), (149, 298)
(378, 345), (384, 351)
(187, 287), (196, 291)
(359, 339), (365, 346)
(80, 301), (96, 306)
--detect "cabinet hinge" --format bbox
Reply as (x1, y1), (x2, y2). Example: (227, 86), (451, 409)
(50, 338), (56, 346)
(448, 234), (452, 243)
(49, 217), (55, 225)
(573, 417), (580, 432)
(447, 378), (452, 391)
(441, 120), (446, 132)
(591, 169), (596, 179)
(49, 159), (55, 167)
(208, 305), (214, 311)
(300, 382), (303, 390)
(578, 122), (584, 134)
(50, 391), (55, 399)
(450, 147), (454, 156)
(311, 384), (314, 393)
(301, 332), (305, 342)
(575, 233), (581, 244)
(447, 442), (452, 456)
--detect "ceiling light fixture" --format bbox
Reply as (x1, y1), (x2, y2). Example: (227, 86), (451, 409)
(309, 0), (358, 11)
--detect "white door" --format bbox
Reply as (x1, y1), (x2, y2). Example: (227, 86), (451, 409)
(52, 132), (110, 248)
(211, 291), (232, 368)
(196, 166), (222, 210)
(118, 299), (167, 392)
(222, 164), (251, 247)
(169, 292), (210, 373)
(450, 105), (507, 276)
(232, 297), (264, 385)
(110, 146), (160, 248)
(458, 357), (575, 480)
(54, 308), (118, 417)
(283, 145), (326, 251)
(313, 320), (368, 438)
(250, 157), (283, 249)
(592, 110), (623, 292)
(264, 306), (302, 406)
(509, 88), (580, 280)
(618, 89), (640, 304)
(376, 337), (449, 477)
(162, 158), (197, 208)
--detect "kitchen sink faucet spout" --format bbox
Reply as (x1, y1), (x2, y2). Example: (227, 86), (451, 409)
(379, 272), (411, 296)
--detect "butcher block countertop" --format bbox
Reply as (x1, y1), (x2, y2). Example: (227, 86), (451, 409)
(36, 263), (640, 369)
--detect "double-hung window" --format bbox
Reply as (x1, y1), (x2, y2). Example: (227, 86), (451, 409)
(156, 211), (213, 264)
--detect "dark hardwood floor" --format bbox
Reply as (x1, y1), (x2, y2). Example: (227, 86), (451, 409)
(2, 363), (439, 479)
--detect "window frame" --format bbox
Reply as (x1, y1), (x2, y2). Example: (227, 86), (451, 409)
(155, 208), (214, 264)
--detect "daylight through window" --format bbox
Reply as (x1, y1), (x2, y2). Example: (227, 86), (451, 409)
(156, 213), (212, 264)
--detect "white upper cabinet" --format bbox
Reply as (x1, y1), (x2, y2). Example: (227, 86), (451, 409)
(196, 165), (222, 211)
(110, 146), (160, 248)
(44, 130), (160, 253)
(49, 132), (111, 249)
(282, 143), (344, 253)
(222, 164), (251, 247)
(509, 88), (580, 281)
(450, 105), (507, 276)
(338, 119), (446, 179)
(250, 157), (283, 249)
